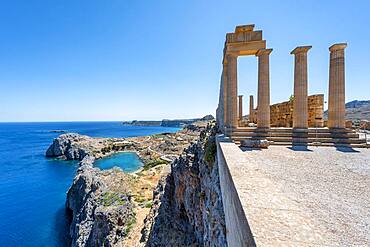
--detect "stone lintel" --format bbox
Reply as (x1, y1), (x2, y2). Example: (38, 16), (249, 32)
(226, 40), (266, 56)
(226, 30), (263, 44)
(290, 46), (312, 55)
(235, 24), (255, 33)
(329, 43), (347, 52)
(256, 48), (273, 56)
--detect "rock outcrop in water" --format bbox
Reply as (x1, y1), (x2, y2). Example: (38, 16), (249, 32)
(141, 124), (227, 246)
(46, 133), (94, 160)
(66, 155), (136, 247)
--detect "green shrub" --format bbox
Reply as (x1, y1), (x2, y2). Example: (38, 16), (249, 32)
(145, 201), (153, 208)
(143, 159), (169, 170)
(99, 192), (126, 207)
(204, 136), (216, 166)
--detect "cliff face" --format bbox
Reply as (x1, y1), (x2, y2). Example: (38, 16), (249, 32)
(122, 115), (215, 128)
(66, 155), (136, 247)
(47, 124), (226, 247)
(142, 125), (227, 246)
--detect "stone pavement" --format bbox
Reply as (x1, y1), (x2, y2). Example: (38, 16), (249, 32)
(219, 142), (370, 246)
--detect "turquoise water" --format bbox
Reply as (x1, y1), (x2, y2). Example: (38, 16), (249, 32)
(95, 152), (143, 172)
(0, 122), (179, 247)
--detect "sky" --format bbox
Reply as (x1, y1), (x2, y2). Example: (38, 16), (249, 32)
(0, 0), (369, 122)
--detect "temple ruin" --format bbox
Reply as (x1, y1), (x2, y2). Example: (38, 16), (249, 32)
(216, 24), (366, 147)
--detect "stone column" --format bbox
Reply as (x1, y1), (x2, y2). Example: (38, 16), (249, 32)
(222, 62), (228, 130)
(256, 49), (272, 129)
(328, 43), (347, 129)
(291, 46), (312, 129)
(249, 95), (254, 123)
(226, 54), (238, 130)
(238, 95), (243, 122)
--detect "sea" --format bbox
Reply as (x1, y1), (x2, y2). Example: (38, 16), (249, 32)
(0, 122), (179, 247)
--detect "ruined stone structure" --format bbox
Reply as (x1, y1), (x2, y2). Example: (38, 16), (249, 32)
(268, 94), (324, 128)
(216, 24), (269, 132)
(216, 24), (366, 147)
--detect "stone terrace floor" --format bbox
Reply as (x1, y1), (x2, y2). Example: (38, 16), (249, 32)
(222, 143), (370, 246)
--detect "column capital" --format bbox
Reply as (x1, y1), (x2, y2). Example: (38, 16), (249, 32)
(256, 48), (273, 56)
(290, 46), (312, 55)
(329, 43), (347, 52)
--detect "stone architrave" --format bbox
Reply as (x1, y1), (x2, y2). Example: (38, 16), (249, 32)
(328, 43), (347, 129)
(256, 49), (272, 129)
(291, 46), (312, 129)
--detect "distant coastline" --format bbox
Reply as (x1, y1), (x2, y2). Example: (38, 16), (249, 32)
(122, 115), (214, 128)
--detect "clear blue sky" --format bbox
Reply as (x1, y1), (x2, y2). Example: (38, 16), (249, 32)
(0, 0), (369, 122)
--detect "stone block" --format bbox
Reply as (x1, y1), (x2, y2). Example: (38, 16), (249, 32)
(240, 139), (269, 148)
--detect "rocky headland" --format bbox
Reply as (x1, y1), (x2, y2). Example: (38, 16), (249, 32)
(122, 115), (215, 128)
(46, 121), (225, 247)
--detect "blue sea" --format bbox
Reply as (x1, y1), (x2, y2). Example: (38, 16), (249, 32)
(0, 122), (179, 247)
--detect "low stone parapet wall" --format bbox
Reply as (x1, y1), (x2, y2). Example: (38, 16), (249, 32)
(216, 135), (256, 247)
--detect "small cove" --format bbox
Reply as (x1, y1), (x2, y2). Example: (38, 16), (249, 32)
(0, 122), (179, 247)
(95, 152), (143, 172)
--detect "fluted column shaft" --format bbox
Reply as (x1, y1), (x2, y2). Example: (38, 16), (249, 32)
(226, 54), (238, 129)
(256, 49), (272, 129)
(328, 43), (347, 129)
(222, 63), (228, 129)
(291, 46), (311, 129)
(238, 95), (243, 122)
(249, 95), (254, 122)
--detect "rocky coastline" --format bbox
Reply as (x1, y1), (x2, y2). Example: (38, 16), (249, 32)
(46, 121), (226, 246)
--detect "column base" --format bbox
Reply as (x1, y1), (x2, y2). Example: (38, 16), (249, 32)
(256, 127), (270, 132)
(328, 127), (349, 133)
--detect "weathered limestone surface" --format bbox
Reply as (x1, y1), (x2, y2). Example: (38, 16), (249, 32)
(328, 43), (347, 129)
(291, 46), (311, 129)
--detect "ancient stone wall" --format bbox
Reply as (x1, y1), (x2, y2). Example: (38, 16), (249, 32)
(269, 94), (324, 127)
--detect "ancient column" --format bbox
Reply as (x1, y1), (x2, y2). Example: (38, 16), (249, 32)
(291, 46), (312, 129)
(328, 43), (347, 129)
(226, 54), (238, 130)
(249, 95), (254, 123)
(256, 49), (272, 129)
(222, 62), (228, 130)
(238, 95), (243, 122)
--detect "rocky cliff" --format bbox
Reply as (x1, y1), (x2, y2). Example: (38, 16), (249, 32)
(141, 124), (227, 246)
(323, 99), (370, 121)
(66, 155), (136, 247)
(46, 123), (226, 247)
